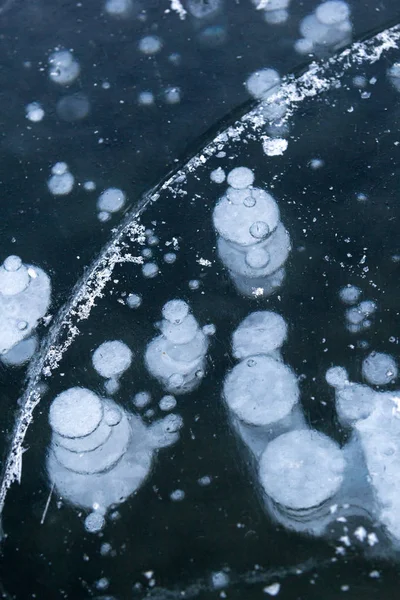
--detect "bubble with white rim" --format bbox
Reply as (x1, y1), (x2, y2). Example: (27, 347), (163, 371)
(223, 355), (299, 426)
(259, 429), (345, 510)
(92, 340), (133, 379)
(97, 188), (126, 213)
(232, 311), (287, 360)
(84, 511), (105, 533)
(362, 352), (398, 386)
(49, 387), (103, 439)
(213, 188), (280, 246)
(227, 167), (254, 190)
(0, 255), (30, 296)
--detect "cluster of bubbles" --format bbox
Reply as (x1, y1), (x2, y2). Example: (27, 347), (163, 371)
(47, 341), (185, 531)
(326, 351), (400, 545)
(212, 166), (291, 297)
(0, 255), (51, 367)
(47, 162), (75, 196)
(339, 285), (377, 333)
(295, 1), (352, 56)
(145, 299), (214, 394)
(223, 310), (350, 536)
(92, 339), (133, 395)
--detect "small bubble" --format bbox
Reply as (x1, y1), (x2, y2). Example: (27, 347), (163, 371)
(170, 489), (185, 501)
(243, 196), (256, 207)
(249, 221), (269, 239)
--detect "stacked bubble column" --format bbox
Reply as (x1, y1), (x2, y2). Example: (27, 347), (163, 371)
(0, 255), (51, 364)
(327, 361), (400, 544)
(47, 387), (156, 516)
(212, 167), (291, 298)
(145, 299), (210, 394)
(223, 310), (347, 535)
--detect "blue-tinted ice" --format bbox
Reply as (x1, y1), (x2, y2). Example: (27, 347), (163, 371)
(1, 14), (400, 600)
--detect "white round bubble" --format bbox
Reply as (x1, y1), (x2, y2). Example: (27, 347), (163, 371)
(49, 49), (80, 86)
(49, 387), (103, 439)
(316, 1), (350, 26)
(126, 293), (142, 308)
(142, 262), (159, 278)
(25, 102), (45, 122)
(227, 167), (255, 190)
(162, 299), (189, 324)
(259, 430), (345, 510)
(84, 511), (105, 533)
(210, 167), (226, 184)
(51, 162), (68, 176)
(97, 188), (126, 213)
(92, 340), (133, 379)
(224, 355), (299, 426)
(138, 91), (155, 106)
(48, 172), (75, 196)
(294, 38), (314, 55)
(325, 366), (348, 388)
(339, 284), (361, 305)
(159, 395), (177, 411)
(362, 352), (398, 386)
(132, 391), (151, 409)
(245, 68), (280, 100)
(170, 489), (185, 501)
(0, 255), (30, 296)
(245, 247), (270, 269)
(84, 181), (96, 191)
(163, 252), (177, 264)
(232, 311), (287, 359)
(104, 0), (132, 16)
(138, 35), (162, 55)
